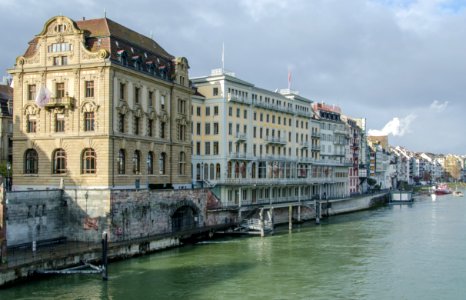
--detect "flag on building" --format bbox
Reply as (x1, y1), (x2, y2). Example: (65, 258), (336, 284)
(288, 70), (292, 90)
(35, 85), (51, 108)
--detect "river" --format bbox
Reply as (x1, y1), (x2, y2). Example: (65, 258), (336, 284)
(2, 191), (466, 299)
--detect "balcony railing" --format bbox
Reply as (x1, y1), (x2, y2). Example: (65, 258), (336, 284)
(299, 141), (311, 148)
(45, 96), (74, 110)
(227, 93), (251, 105)
(235, 132), (247, 142)
(228, 153), (255, 160)
(264, 136), (287, 145)
(311, 132), (321, 138)
(311, 145), (321, 151)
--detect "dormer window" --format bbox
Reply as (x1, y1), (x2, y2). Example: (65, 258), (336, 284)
(117, 50), (128, 66)
(55, 24), (67, 32)
(146, 61), (155, 74)
(132, 55), (142, 70)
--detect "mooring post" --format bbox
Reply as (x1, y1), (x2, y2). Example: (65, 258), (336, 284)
(288, 205), (292, 230)
(102, 231), (108, 281)
(259, 208), (264, 237)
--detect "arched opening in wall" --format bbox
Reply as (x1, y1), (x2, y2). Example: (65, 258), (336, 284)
(171, 206), (198, 233)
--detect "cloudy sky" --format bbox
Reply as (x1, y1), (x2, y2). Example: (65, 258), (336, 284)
(0, 0), (465, 155)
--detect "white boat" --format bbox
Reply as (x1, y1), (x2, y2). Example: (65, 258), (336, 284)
(453, 190), (464, 197)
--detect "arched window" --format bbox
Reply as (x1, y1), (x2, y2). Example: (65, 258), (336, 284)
(251, 162), (256, 179)
(52, 148), (67, 174)
(147, 151), (154, 175)
(133, 150), (141, 174)
(196, 163), (201, 181)
(118, 149), (125, 174)
(24, 149), (38, 174)
(210, 163), (214, 180)
(159, 152), (166, 175)
(227, 161), (232, 179)
(179, 152), (186, 175)
(216, 163), (221, 179)
(82, 148), (96, 174)
(204, 163), (208, 180)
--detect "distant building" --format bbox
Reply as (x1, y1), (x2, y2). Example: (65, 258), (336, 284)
(8, 15), (192, 190)
(0, 81), (12, 164)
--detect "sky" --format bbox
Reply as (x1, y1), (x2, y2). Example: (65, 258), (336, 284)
(0, 0), (465, 155)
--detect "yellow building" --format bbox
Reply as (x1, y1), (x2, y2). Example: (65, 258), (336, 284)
(8, 16), (192, 190)
(191, 69), (354, 208)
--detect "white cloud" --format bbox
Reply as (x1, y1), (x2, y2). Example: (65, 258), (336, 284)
(429, 100), (449, 112)
(368, 114), (417, 137)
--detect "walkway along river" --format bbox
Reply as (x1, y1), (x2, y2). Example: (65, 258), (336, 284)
(1, 190), (466, 299)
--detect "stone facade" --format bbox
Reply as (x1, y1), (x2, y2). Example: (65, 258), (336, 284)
(8, 15), (192, 190)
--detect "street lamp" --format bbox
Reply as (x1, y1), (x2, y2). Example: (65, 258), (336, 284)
(6, 161), (11, 192)
(146, 156), (151, 189)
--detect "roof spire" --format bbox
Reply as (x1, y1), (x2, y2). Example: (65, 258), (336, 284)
(104, 8), (107, 18)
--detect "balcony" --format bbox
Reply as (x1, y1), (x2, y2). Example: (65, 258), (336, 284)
(264, 136), (287, 145)
(300, 141), (311, 149)
(228, 152), (255, 160)
(311, 145), (321, 151)
(235, 132), (247, 142)
(311, 132), (321, 138)
(227, 93), (251, 105)
(45, 96), (75, 110)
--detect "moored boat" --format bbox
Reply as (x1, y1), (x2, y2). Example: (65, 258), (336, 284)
(432, 183), (452, 195)
(453, 190), (464, 197)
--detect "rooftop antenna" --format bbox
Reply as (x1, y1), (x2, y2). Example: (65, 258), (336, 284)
(104, 8), (107, 18)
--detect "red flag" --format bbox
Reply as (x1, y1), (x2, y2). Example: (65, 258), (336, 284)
(288, 70), (292, 90)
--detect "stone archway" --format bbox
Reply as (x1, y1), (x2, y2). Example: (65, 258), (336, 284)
(170, 200), (200, 233)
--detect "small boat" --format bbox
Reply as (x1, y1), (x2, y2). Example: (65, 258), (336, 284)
(453, 190), (464, 197)
(432, 183), (452, 195)
(389, 190), (413, 204)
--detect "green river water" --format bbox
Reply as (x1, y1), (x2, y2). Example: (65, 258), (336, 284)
(2, 191), (466, 299)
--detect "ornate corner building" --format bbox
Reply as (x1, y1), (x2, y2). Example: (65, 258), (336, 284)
(9, 16), (193, 190)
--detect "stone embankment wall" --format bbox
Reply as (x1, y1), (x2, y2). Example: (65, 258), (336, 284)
(6, 188), (213, 246)
(6, 190), (65, 245)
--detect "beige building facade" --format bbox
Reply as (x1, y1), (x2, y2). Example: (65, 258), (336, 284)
(9, 16), (192, 190)
(191, 69), (352, 208)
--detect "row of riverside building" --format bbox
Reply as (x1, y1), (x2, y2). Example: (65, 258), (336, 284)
(5, 15), (466, 200)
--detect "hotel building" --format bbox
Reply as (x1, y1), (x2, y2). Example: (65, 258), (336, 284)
(191, 69), (351, 208)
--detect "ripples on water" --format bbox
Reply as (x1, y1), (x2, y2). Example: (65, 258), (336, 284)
(2, 191), (466, 299)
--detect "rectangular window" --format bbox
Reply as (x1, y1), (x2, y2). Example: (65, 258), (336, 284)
(197, 107), (201, 116)
(134, 87), (140, 104)
(213, 142), (219, 155)
(236, 108), (240, 118)
(205, 142), (211, 155)
(214, 122), (219, 135)
(119, 113), (125, 133)
(134, 117), (140, 135)
(56, 82), (65, 99)
(253, 126), (256, 138)
(213, 87), (219, 96)
(120, 83), (126, 100)
(205, 123), (211, 135)
(148, 119), (153, 136)
(196, 122), (201, 135)
(161, 95), (165, 110)
(253, 112), (257, 121)
(206, 106), (210, 116)
(27, 116), (36, 133)
(214, 106), (219, 115)
(160, 122), (165, 138)
(196, 142), (201, 155)
(229, 107), (232, 116)
(148, 91), (153, 107)
(55, 114), (65, 132)
(244, 110), (247, 119)
(85, 81), (94, 98)
(228, 123), (232, 135)
(178, 99), (186, 114)
(28, 84), (36, 100)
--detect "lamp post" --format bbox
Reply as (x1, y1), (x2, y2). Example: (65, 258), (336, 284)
(6, 161), (11, 192)
(146, 156), (151, 189)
